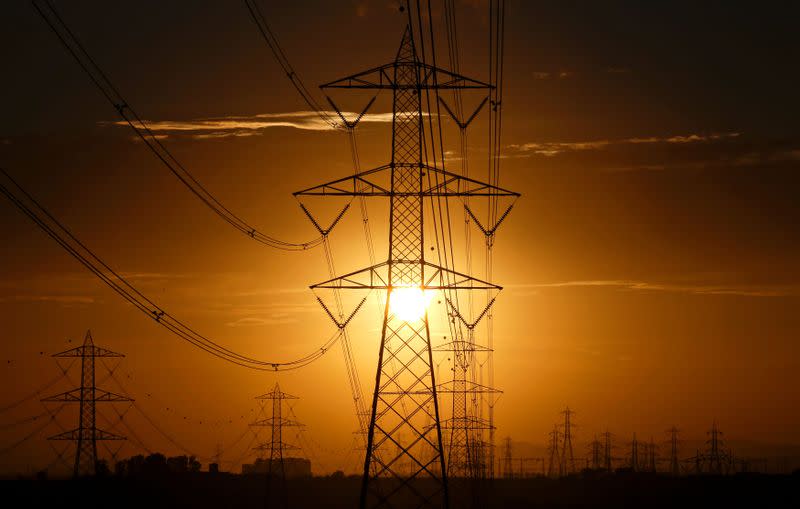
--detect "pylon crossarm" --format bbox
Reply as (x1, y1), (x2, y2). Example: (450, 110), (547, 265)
(41, 389), (82, 402)
(320, 61), (492, 90)
(422, 164), (519, 197)
(52, 345), (125, 358)
(295, 162), (518, 198)
(432, 340), (492, 353)
(94, 389), (133, 402)
(48, 427), (126, 441)
(250, 417), (304, 427)
(422, 262), (501, 290)
(310, 262), (390, 289)
(436, 381), (501, 395)
(313, 260), (498, 290)
(294, 164), (392, 196)
(439, 416), (495, 430)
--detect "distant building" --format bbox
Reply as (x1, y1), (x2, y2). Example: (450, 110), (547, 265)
(241, 457), (311, 478)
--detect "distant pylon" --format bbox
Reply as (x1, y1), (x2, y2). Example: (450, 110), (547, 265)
(588, 435), (602, 470)
(601, 430), (613, 472)
(698, 421), (733, 475)
(647, 437), (657, 472)
(629, 433), (639, 471)
(667, 426), (680, 476)
(251, 383), (303, 477)
(41, 330), (131, 477)
(500, 437), (513, 479)
(546, 425), (561, 478)
(560, 407), (576, 475)
(250, 382), (303, 509)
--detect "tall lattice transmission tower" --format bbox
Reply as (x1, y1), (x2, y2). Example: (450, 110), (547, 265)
(560, 407), (576, 475)
(41, 330), (131, 477)
(296, 23), (517, 509)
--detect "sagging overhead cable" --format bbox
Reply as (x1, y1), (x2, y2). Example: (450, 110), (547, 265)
(244, 0), (340, 130)
(32, 0), (329, 251)
(0, 168), (343, 372)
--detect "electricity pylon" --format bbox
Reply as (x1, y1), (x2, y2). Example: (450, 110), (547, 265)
(560, 407), (576, 475)
(647, 437), (657, 472)
(296, 25), (518, 509)
(251, 383), (303, 477)
(629, 433), (640, 471)
(588, 435), (602, 470)
(500, 437), (513, 479)
(696, 421), (733, 474)
(250, 383), (303, 509)
(41, 330), (131, 477)
(546, 425), (561, 478)
(601, 430), (613, 472)
(667, 426), (680, 476)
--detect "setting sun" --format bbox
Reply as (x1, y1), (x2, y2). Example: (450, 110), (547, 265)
(388, 286), (434, 321)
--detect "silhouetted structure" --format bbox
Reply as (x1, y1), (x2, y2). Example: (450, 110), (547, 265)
(560, 407), (576, 475)
(250, 383), (304, 508)
(41, 330), (131, 477)
(500, 437), (513, 479)
(296, 19), (517, 509)
(695, 422), (734, 474)
(646, 437), (657, 472)
(602, 430), (614, 472)
(667, 426), (681, 476)
(547, 425), (561, 478)
(588, 435), (603, 471)
(629, 433), (640, 472)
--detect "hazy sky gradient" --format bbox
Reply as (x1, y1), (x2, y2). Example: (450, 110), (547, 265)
(1, 1), (799, 475)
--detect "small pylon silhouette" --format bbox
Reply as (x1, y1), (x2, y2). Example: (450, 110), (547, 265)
(601, 430), (614, 472)
(250, 382), (303, 509)
(560, 407), (576, 475)
(667, 426), (680, 476)
(547, 425), (561, 478)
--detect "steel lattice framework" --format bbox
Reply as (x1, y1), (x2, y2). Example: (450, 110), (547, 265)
(41, 330), (131, 477)
(251, 383), (303, 477)
(296, 27), (518, 509)
(250, 382), (303, 508)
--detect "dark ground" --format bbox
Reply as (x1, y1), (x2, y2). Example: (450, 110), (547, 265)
(2, 472), (798, 508)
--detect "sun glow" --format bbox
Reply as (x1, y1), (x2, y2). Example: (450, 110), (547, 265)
(389, 286), (434, 321)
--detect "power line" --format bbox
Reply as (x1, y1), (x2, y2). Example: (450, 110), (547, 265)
(31, 0), (333, 251)
(0, 167), (342, 372)
(243, 0), (339, 130)
(0, 364), (73, 414)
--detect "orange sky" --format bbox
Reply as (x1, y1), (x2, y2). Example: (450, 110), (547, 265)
(1, 1), (799, 475)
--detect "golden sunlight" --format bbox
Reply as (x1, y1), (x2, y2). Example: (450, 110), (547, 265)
(388, 286), (434, 321)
